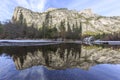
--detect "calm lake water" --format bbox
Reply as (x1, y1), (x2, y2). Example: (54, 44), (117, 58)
(0, 44), (120, 80)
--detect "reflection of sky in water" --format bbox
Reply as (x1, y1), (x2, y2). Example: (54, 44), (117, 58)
(0, 55), (120, 80)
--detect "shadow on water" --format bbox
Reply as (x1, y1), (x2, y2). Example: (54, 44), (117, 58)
(0, 44), (120, 80)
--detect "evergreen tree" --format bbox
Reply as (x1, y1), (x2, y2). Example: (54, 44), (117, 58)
(0, 22), (3, 38)
(66, 21), (72, 39)
(19, 13), (23, 24)
(59, 20), (66, 40)
(42, 22), (46, 38)
(67, 21), (71, 33)
(0, 22), (2, 33)
(79, 22), (82, 39)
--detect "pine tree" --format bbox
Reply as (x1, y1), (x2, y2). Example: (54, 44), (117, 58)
(66, 21), (72, 39)
(67, 21), (71, 33)
(79, 22), (82, 40)
(59, 20), (66, 40)
(19, 13), (23, 24)
(42, 22), (46, 38)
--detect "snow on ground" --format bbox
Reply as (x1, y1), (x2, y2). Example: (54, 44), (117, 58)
(0, 39), (53, 42)
(94, 41), (120, 45)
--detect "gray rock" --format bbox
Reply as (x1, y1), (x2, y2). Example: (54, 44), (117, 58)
(12, 6), (120, 34)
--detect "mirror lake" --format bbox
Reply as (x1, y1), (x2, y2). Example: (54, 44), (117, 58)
(0, 43), (120, 80)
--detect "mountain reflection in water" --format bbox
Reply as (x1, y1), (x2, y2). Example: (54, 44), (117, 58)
(0, 44), (120, 80)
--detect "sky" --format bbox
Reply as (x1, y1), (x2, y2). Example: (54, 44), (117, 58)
(0, 0), (120, 21)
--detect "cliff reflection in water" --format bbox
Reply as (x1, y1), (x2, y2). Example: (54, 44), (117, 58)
(0, 44), (120, 70)
(0, 44), (81, 70)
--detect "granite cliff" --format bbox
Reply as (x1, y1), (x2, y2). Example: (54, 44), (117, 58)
(12, 7), (120, 34)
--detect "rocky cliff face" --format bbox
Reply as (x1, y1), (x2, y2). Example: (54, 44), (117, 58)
(12, 6), (120, 34)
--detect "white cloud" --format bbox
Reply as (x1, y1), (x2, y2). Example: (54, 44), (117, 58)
(0, 0), (47, 21)
(0, 0), (15, 21)
(15, 0), (29, 7)
(37, 0), (47, 11)
(0, 0), (120, 21)
(15, 0), (47, 12)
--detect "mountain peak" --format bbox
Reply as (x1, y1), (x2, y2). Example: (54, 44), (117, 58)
(79, 8), (97, 18)
(46, 8), (57, 12)
(15, 6), (29, 11)
(80, 9), (93, 14)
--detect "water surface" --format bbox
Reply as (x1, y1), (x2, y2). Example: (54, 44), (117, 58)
(0, 44), (120, 80)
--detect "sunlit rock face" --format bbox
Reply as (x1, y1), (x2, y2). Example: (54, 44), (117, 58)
(0, 44), (120, 70)
(12, 6), (120, 34)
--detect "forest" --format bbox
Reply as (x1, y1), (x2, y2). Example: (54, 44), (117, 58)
(0, 20), (82, 40)
(102, 32), (120, 41)
(0, 19), (119, 40)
